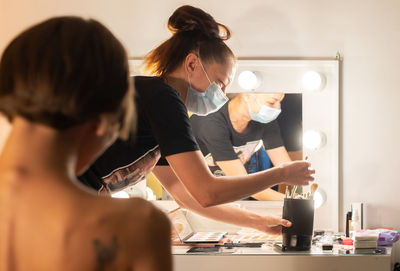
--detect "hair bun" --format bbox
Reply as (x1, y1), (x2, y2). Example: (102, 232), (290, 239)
(168, 5), (230, 40)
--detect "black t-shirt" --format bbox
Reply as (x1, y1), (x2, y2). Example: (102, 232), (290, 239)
(277, 93), (302, 152)
(78, 76), (199, 192)
(190, 101), (283, 175)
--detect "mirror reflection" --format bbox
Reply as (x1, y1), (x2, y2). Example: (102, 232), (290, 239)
(189, 93), (302, 201)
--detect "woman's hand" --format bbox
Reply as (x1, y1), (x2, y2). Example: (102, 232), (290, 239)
(278, 160), (315, 186)
(255, 215), (292, 235)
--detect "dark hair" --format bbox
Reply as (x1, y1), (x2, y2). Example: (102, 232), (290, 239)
(0, 16), (133, 131)
(144, 5), (235, 77)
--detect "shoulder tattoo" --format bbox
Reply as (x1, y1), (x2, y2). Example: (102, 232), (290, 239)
(92, 235), (119, 271)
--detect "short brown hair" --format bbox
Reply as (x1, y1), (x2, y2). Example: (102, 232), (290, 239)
(144, 5), (235, 77)
(0, 16), (132, 131)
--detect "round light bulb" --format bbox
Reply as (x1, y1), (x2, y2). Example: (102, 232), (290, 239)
(111, 191), (130, 199)
(313, 190), (324, 209)
(302, 71), (323, 91)
(238, 70), (260, 90)
(303, 130), (326, 150)
(146, 187), (156, 201)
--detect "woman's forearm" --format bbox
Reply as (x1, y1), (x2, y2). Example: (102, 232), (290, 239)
(183, 201), (266, 231)
(166, 151), (313, 207)
(216, 158), (285, 201)
(166, 151), (282, 206)
(172, 189), (286, 234)
(205, 167), (285, 206)
(153, 167), (272, 231)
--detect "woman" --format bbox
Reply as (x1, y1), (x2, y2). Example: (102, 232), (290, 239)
(80, 5), (314, 233)
(191, 93), (292, 201)
(0, 17), (171, 271)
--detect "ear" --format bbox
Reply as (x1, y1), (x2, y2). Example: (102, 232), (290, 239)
(93, 116), (108, 137)
(184, 53), (200, 77)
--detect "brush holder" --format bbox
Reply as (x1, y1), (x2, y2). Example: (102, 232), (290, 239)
(282, 198), (315, 251)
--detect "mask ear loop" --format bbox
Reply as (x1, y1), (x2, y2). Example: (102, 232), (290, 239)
(187, 72), (192, 88)
(247, 96), (261, 115)
(247, 99), (257, 115)
(198, 58), (212, 84)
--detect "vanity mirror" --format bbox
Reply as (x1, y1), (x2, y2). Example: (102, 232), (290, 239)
(128, 58), (339, 231)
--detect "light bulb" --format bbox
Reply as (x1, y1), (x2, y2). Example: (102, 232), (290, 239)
(146, 187), (156, 200)
(111, 191), (130, 198)
(238, 70), (261, 90)
(314, 190), (324, 209)
(303, 130), (326, 150)
(302, 71), (323, 91)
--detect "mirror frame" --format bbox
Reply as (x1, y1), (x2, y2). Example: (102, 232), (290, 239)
(128, 58), (340, 231)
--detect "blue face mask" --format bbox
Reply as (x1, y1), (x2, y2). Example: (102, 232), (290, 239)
(185, 60), (228, 116)
(248, 100), (281, 123)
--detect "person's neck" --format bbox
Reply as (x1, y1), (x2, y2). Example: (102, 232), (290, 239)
(0, 117), (79, 182)
(164, 66), (189, 102)
(228, 98), (252, 133)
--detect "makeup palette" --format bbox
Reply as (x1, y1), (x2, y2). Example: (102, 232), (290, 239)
(168, 209), (226, 243)
(234, 233), (282, 243)
(185, 232), (226, 243)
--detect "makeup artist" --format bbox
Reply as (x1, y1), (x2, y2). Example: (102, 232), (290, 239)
(190, 93), (292, 201)
(79, 5), (315, 234)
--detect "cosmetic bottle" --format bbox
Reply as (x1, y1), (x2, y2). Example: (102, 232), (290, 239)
(350, 209), (361, 238)
(345, 211), (352, 237)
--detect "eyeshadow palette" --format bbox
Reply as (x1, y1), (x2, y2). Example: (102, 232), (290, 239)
(168, 208), (226, 243)
(234, 233), (282, 243)
(185, 231), (226, 243)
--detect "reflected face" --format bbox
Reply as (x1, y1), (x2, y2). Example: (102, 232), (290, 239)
(248, 93), (285, 113)
(189, 56), (236, 94)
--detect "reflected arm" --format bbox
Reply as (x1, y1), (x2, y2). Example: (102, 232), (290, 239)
(165, 150), (313, 207)
(267, 146), (292, 166)
(165, 150), (283, 207)
(216, 159), (284, 201)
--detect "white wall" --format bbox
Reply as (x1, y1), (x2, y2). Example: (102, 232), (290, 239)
(1, 0), (400, 232)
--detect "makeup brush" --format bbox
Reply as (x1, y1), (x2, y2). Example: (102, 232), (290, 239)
(310, 183), (319, 199)
(290, 185), (297, 199)
(285, 186), (290, 198)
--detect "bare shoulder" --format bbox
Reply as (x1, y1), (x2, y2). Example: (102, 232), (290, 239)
(95, 197), (170, 236)
(117, 199), (172, 271)
(111, 198), (171, 257)
(124, 198), (171, 234)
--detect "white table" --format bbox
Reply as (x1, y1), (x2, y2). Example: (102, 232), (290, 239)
(153, 201), (393, 271)
(173, 245), (392, 271)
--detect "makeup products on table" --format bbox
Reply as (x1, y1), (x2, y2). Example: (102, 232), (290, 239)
(351, 202), (364, 231)
(353, 229), (379, 249)
(232, 232), (282, 243)
(345, 211), (352, 237)
(184, 232), (226, 243)
(186, 246), (220, 253)
(168, 208), (226, 244)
